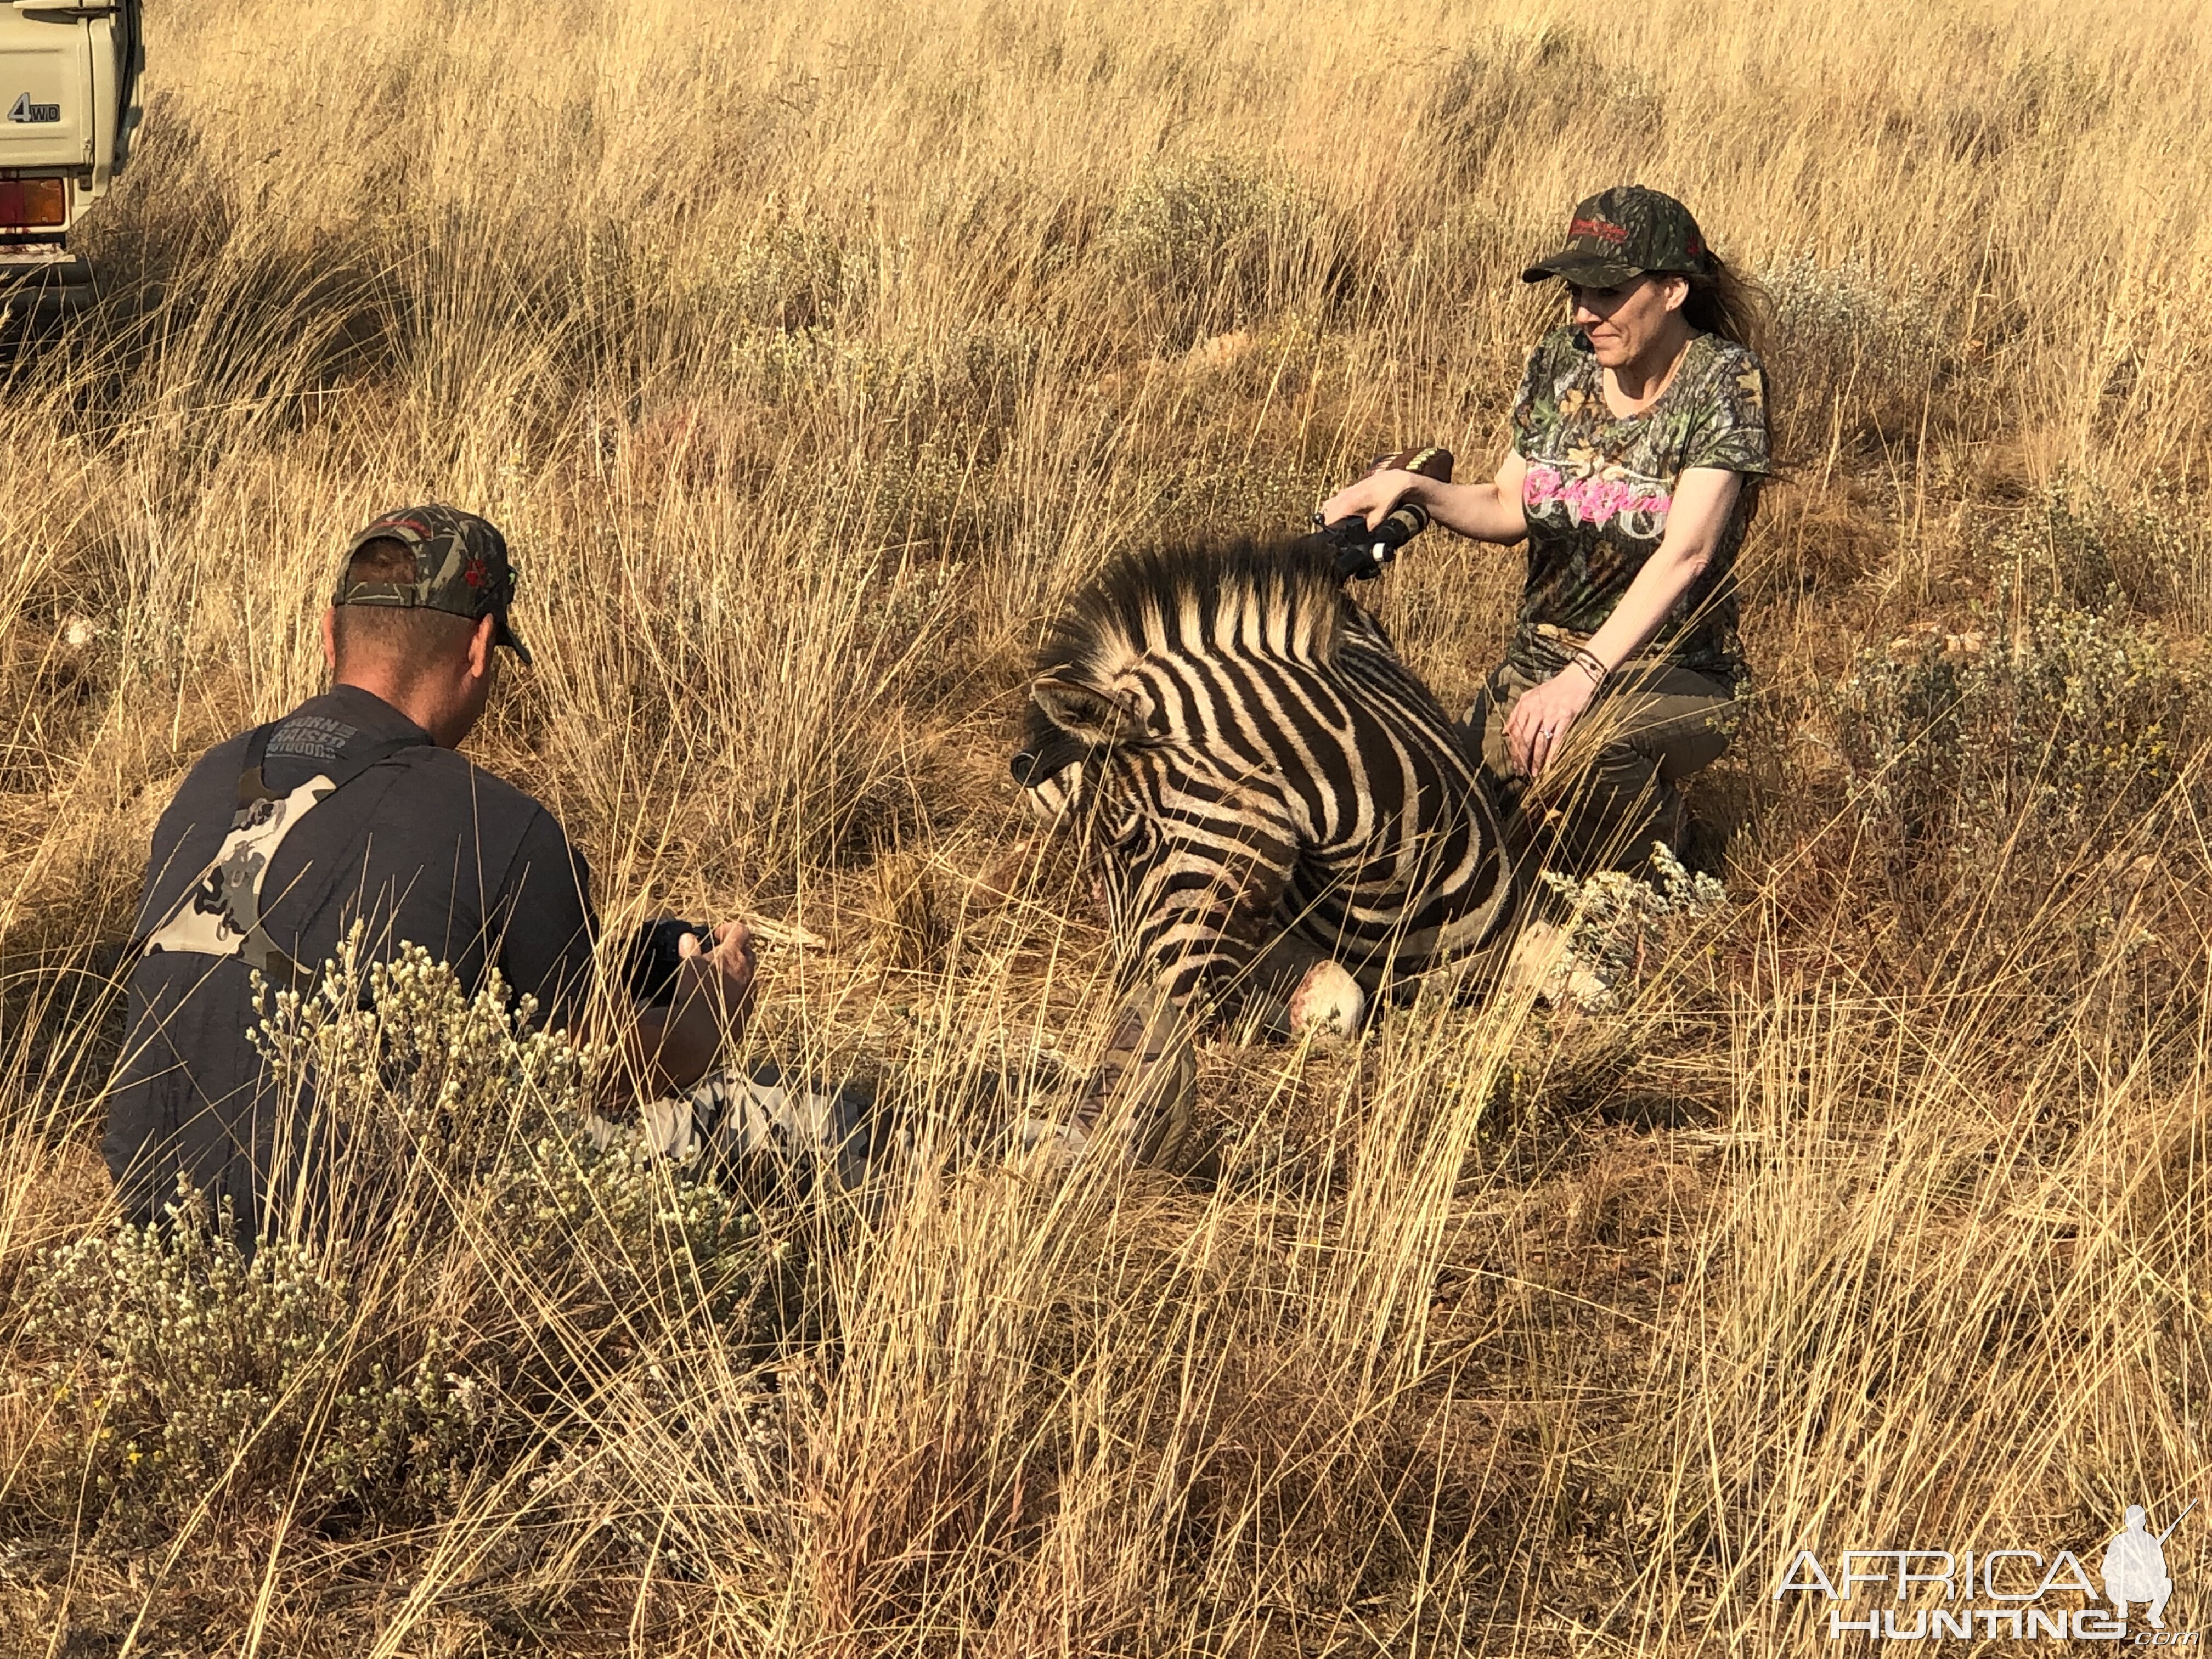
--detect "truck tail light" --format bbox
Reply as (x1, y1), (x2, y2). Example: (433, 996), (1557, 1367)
(0, 178), (69, 230)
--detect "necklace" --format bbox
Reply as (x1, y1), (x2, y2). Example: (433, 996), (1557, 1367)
(1603, 334), (1692, 420)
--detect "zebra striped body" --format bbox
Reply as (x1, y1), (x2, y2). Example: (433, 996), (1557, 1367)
(1017, 539), (1516, 1011)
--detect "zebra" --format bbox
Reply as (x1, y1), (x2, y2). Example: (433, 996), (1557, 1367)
(1011, 535), (1520, 1164)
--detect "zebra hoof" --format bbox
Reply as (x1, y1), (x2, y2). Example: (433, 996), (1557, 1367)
(1288, 962), (1365, 1039)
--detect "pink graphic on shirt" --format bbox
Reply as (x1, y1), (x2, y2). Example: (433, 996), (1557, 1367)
(1523, 464), (1672, 531)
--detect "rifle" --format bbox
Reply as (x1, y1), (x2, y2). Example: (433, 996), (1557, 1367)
(1312, 446), (1455, 581)
(2158, 1499), (2198, 1547)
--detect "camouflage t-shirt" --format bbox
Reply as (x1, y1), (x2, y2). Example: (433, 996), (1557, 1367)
(1508, 325), (1770, 684)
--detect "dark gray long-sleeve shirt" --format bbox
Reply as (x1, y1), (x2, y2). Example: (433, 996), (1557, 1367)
(105, 684), (597, 1230)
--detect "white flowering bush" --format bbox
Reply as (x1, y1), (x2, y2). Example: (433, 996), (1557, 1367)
(19, 938), (777, 1538)
(22, 1184), (353, 1527)
(249, 926), (780, 1357)
(21, 1188), (506, 1534)
(248, 929), (597, 1187)
(678, 210), (865, 336)
(1763, 253), (1945, 383)
(1541, 843), (1731, 1013)
(320, 1342), (495, 1521)
(496, 1128), (778, 1351)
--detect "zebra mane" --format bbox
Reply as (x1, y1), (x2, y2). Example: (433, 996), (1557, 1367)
(1036, 537), (1350, 690)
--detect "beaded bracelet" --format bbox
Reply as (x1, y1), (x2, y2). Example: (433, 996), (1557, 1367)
(1567, 645), (1611, 690)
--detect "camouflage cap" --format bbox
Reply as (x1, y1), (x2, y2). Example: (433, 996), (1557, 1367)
(1522, 185), (1713, 288)
(333, 505), (531, 665)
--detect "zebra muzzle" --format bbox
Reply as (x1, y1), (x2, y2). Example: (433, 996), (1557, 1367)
(1011, 731), (1095, 787)
(1072, 986), (1200, 1169)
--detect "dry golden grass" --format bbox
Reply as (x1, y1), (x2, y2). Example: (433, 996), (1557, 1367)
(6, 0), (2212, 1650)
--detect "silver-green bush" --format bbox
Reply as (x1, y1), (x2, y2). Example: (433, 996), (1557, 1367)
(1824, 588), (2193, 869)
(18, 938), (774, 1539)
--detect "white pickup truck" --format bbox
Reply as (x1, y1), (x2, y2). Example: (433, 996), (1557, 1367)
(0, 0), (140, 297)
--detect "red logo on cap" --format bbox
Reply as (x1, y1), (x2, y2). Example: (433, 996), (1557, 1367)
(1570, 216), (1629, 244)
(464, 556), (489, 589)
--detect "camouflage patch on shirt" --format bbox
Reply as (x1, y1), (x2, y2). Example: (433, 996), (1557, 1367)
(1509, 326), (1770, 683)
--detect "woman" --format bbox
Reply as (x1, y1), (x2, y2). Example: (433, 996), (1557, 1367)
(1321, 184), (1770, 872)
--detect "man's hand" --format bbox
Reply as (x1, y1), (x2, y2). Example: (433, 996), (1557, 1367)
(673, 920), (759, 1036)
(624, 921), (759, 1099)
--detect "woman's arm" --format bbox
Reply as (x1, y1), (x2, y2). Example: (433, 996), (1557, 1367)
(1505, 466), (1743, 778)
(1319, 450), (1529, 545)
(1578, 467), (1741, 674)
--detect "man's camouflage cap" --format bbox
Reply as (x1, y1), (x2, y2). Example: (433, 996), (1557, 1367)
(1523, 185), (1712, 289)
(333, 505), (531, 664)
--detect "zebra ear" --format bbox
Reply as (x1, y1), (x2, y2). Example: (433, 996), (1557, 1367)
(1031, 670), (1149, 746)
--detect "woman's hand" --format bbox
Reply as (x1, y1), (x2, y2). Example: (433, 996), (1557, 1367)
(1504, 669), (1599, 778)
(1319, 454), (1531, 545)
(1319, 469), (1423, 531)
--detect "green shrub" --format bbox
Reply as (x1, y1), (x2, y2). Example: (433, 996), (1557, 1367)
(1824, 590), (2194, 870)
(1761, 253), (1951, 450)
(1102, 154), (1301, 340)
(1999, 478), (2212, 622)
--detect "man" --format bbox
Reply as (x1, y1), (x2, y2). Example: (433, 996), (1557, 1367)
(2102, 1505), (2174, 1629)
(105, 506), (759, 1236)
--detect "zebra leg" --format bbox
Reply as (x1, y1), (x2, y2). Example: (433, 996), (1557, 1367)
(1122, 768), (1302, 1012)
(1464, 667), (1535, 855)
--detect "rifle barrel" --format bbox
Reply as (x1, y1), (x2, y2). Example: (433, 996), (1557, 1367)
(2157, 1498), (2198, 1547)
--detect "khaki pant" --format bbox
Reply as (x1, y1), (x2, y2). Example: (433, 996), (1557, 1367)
(1467, 658), (1736, 874)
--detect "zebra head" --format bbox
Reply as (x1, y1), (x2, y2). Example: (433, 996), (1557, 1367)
(1014, 651), (1306, 1002)
(1011, 661), (1178, 957)
(1009, 664), (1160, 828)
